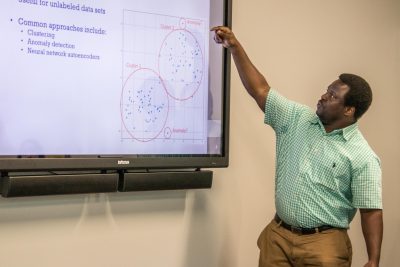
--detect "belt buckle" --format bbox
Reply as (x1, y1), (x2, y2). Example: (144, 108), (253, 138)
(290, 226), (303, 235)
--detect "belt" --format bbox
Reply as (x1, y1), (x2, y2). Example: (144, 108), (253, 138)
(274, 214), (334, 235)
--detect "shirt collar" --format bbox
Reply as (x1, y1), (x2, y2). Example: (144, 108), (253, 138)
(342, 122), (358, 141)
(309, 116), (358, 141)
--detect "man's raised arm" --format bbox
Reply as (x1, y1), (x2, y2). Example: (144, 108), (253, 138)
(211, 26), (270, 112)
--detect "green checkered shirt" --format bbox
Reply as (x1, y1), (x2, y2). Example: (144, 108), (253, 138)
(264, 90), (382, 228)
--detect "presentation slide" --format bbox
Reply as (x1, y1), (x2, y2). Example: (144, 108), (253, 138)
(0, 0), (212, 155)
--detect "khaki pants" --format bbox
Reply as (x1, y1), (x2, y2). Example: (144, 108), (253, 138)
(257, 219), (352, 267)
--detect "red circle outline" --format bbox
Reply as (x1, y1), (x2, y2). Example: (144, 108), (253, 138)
(157, 29), (204, 101)
(120, 68), (170, 142)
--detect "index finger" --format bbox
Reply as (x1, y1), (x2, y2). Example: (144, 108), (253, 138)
(210, 26), (228, 32)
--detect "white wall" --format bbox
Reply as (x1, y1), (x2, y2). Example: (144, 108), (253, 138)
(1, 0), (399, 266)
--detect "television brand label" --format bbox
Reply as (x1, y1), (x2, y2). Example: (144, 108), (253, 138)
(117, 160), (130, 165)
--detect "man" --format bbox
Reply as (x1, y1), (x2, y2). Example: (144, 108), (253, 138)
(211, 26), (383, 267)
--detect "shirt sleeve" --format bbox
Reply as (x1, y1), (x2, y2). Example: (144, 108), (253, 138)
(351, 156), (383, 209)
(264, 89), (309, 133)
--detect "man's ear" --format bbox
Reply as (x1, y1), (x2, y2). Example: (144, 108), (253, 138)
(344, 106), (355, 117)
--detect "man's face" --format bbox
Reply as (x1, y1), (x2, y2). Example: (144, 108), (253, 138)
(316, 80), (350, 124)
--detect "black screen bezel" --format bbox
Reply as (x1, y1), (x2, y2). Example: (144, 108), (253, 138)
(0, 0), (232, 172)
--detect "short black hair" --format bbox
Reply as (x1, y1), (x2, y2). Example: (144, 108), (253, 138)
(339, 73), (372, 120)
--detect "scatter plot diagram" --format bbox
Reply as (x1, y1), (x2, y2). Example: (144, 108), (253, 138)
(121, 10), (208, 146)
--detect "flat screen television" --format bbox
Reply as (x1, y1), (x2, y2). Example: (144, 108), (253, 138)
(0, 0), (231, 172)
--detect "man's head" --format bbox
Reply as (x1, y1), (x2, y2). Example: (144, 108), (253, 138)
(339, 73), (373, 120)
(316, 73), (372, 126)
